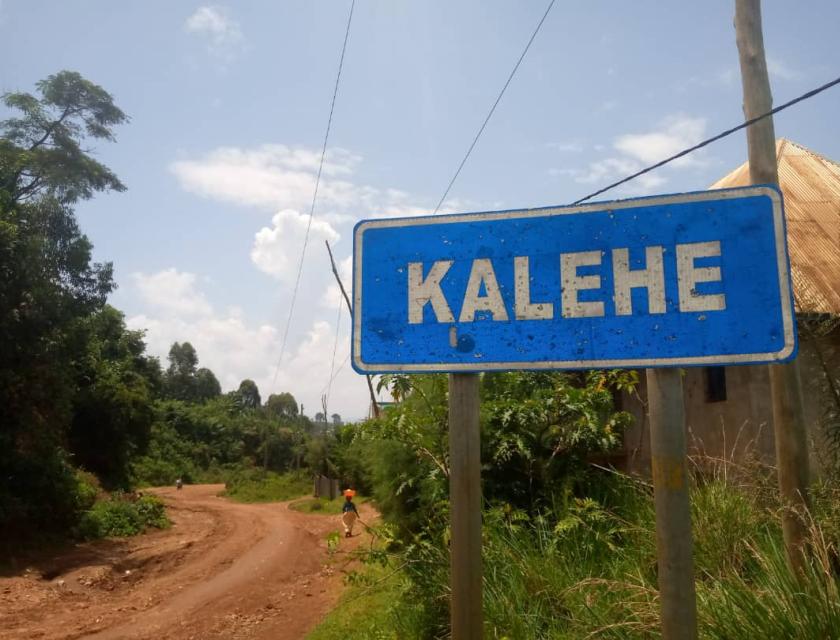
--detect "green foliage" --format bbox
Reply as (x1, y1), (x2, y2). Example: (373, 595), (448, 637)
(326, 370), (840, 639)
(68, 306), (161, 489)
(1, 70), (127, 205)
(290, 495), (368, 515)
(265, 391), (299, 419)
(235, 379), (261, 410)
(132, 393), (312, 487)
(77, 493), (169, 539)
(305, 562), (412, 640)
(223, 469), (311, 503)
(700, 535), (840, 640)
(0, 70), (126, 545)
(162, 342), (221, 403)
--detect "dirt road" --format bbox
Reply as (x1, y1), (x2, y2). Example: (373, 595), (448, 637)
(0, 485), (374, 639)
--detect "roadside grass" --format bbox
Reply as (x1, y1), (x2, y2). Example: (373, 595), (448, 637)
(290, 495), (369, 515)
(306, 562), (423, 640)
(310, 470), (840, 639)
(223, 469), (311, 503)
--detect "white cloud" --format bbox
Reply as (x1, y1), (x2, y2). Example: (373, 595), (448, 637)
(250, 209), (340, 283)
(767, 57), (798, 81)
(558, 115), (708, 195)
(127, 268), (377, 421)
(546, 141), (583, 153)
(185, 5), (244, 62)
(614, 115), (706, 167)
(132, 268), (213, 317)
(169, 144), (458, 222)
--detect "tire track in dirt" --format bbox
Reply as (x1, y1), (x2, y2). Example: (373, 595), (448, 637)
(0, 485), (374, 640)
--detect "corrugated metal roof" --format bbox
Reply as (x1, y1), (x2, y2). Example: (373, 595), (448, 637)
(710, 139), (840, 314)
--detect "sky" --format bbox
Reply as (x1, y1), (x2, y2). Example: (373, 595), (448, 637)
(2, 1), (838, 420)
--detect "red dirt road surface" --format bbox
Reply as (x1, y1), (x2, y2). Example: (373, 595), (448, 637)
(0, 485), (375, 639)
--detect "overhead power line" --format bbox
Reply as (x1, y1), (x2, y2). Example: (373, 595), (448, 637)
(432, 0), (557, 214)
(272, 0), (355, 389)
(572, 74), (840, 205)
(324, 293), (343, 414)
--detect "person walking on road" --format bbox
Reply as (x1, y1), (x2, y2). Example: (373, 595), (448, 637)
(341, 489), (359, 537)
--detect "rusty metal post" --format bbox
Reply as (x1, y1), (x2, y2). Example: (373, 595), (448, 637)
(448, 373), (483, 639)
(647, 368), (698, 640)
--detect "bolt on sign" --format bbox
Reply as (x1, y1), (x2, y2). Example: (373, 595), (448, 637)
(352, 186), (796, 374)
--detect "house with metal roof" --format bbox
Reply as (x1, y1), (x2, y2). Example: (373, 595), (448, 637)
(622, 139), (840, 476)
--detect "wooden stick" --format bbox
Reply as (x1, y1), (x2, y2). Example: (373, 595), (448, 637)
(647, 368), (698, 640)
(325, 240), (380, 418)
(448, 373), (483, 639)
(734, 0), (810, 574)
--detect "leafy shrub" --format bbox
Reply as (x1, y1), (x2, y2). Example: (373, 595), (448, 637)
(77, 493), (169, 539)
(223, 469), (311, 503)
(135, 495), (169, 529)
(73, 469), (101, 512)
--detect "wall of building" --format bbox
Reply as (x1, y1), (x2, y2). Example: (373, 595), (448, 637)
(621, 325), (840, 477)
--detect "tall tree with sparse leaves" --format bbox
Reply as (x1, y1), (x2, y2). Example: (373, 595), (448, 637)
(0, 71), (127, 541)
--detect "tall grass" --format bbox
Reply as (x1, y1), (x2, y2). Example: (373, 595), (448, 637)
(222, 469), (311, 503)
(309, 463), (840, 639)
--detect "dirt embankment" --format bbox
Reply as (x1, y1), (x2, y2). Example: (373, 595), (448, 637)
(0, 485), (375, 639)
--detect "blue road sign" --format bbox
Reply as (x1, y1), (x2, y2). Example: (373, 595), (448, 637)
(352, 186), (796, 373)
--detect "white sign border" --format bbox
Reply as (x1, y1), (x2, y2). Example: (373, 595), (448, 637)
(352, 186), (796, 373)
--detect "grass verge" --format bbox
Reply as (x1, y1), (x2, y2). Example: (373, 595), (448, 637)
(290, 495), (369, 515)
(306, 562), (405, 640)
(223, 469), (311, 503)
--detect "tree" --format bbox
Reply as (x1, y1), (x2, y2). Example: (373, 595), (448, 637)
(236, 379), (261, 410)
(67, 306), (160, 488)
(194, 368), (221, 402)
(265, 392), (298, 420)
(0, 71), (126, 540)
(162, 342), (220, 403)
(331, 413), (342, 426)
(1, 70), (127, 205)
(163, 342), (198, 400)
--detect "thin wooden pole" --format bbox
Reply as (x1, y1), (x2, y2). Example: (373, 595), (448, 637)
(325, 240), (380, 418)
(734, 0), (810, 573)
(448, 373), (483, 639)
(647, 368), (698, 640)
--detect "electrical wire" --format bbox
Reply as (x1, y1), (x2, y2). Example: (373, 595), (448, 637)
(432, 0), (557, 214)
(272, 0), (356, 389)
(572, 74), (840, 205)
(320, 352), (351, 399)
(324, 293), (343, 414)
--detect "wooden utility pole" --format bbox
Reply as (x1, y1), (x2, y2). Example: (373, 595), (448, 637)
(448, 373), (483, 639)
(325, 240), (380, 418)
(734, 0), (811, 573)
(647, 368), (698, 640)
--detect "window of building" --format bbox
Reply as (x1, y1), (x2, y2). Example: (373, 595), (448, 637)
(705, 366), (727, 403)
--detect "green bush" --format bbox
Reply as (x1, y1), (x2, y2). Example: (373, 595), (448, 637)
(77, 493), (169, 539)
(73, 469), (101, 512)
(290, 495), (369, 515)
(223, 469), (311, 503)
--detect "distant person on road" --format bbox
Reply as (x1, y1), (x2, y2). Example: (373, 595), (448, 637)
(176, 478), (183, 490)
(341, 489), (359, 537)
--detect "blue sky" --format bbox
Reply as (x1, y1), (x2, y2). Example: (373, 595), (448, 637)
(2, 1), (838, 419)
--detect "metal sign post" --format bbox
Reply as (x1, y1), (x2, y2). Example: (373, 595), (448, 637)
(352, 187), (797, 639)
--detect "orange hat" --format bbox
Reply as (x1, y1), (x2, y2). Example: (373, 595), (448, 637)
(343, 489), (356, 497)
